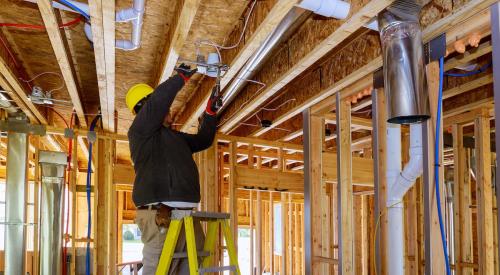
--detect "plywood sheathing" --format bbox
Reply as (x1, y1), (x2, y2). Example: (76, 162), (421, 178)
(168, 0), (249, 120)
(175, 0), (279, 126)
(0, 0), (99, 126)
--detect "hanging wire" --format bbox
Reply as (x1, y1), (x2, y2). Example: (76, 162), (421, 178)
(260, 98), (296, 111)
(195, 0), (257, 62)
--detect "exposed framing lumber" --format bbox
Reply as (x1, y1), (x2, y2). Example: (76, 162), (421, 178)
(303, 109), (324, 275)
(229, 141), (238, 249)
(474, 115), (494, 274)
(156, 0), (201, 84)
(372, 87), (387, 274)
(423, 61), (446, 274)
(452, 124), (474, 275)
(88, 0), (115, 131)
(445, 41), (492, 71)
(37, 0), (87, 127)
(252, 0), (496, 136)
(336, 95), (354, 274)
(219, 0), (395, 134)
(180, 0), (299, 132)
(0, 61), (47, 124)
(443, 73), (493, 100)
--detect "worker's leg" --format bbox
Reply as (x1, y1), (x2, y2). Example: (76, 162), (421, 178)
(135, 209), (167, 275)
(176, 218), (206, 274)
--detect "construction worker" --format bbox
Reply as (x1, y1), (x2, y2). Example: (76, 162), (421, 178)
(126, 64), (219, 274)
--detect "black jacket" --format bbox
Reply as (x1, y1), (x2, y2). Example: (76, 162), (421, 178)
(128, 74), (217, 207)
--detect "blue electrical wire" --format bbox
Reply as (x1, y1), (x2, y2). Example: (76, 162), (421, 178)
(444, 62), (491, 77)
(85, 115), (101, 275)
(436, 57), (452, 275)
(57, 0), (91, 21)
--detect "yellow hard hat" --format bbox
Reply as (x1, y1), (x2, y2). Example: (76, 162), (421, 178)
(126, 83), (154, 114)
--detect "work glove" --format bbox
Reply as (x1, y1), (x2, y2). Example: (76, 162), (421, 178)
(205, 86), (222, 116)
(175, 63), (197, 83)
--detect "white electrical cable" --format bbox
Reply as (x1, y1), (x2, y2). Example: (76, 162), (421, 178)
(195, 0), (257, 62)
(19, 71), (65, 93)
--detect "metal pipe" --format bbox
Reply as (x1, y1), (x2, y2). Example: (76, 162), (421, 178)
(220, 8), (310, 112)
(4, 131), (29, 275)
(378, 0), (430, 124)
(39, 151), (68, 275)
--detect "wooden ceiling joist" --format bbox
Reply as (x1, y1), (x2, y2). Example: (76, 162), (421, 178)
(218, 0), (395, 134)
(0, 72), (43, 124)
(88, 0), (115, 131)
(255, 0), (495, 136)
(156, 0), (201, 85)
(180, 0), (300, 132)
(37, 0), (87, 127)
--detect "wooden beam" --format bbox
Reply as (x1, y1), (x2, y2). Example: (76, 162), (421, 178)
(229, 141), (238, 249)
(452, 124), (474, 275)
(443, 74), (493, 100)
(37, 0), (87, 127)
(474, 115), (494, 274)
(88, 0), (115, 131)
(219, 0), (395, 134)
(445, 41), (492, 71)
(303, 111), (324, 275)
(0, 61), (47, 124)
(180, 0), (299, 132)
(337, 97), (354, 274)
(156, 0), (201, 84)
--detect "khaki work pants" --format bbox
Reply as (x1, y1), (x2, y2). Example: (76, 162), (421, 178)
(135, 208), (205, 275)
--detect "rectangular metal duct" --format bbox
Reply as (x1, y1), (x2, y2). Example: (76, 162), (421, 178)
(378, 0), (430, 124)
(4, 131), (29, 275)
(39, 150), (68, 275)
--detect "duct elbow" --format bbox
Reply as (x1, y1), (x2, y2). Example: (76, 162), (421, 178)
(116, 40), (138, 51)
(387, 123), (423, 205)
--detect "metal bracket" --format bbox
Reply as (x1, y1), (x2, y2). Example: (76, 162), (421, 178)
(64, 128), (74, 139)
(373, 67), (384, 89)
(424, 33), (446, 64)
(0, 114), (45, 135)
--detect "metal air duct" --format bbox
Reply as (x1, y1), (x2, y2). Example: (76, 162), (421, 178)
(219, 7), (310, 112)
(4, 128), (29, 275)
(378, 0), (430, 124)
(39, 151), (68, 275)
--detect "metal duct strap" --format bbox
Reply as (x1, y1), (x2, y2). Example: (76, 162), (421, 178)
(39, 151), (68, 275)
(378, 0), (430, 124)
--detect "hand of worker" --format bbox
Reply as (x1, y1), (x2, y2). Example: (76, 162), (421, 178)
(205, 86), (222, 116)
(175, 63), (197, 83)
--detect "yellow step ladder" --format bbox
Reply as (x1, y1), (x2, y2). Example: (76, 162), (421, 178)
(155, 210), (241, 275)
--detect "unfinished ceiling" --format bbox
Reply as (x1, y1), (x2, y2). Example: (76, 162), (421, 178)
(0, 0), (495, 166)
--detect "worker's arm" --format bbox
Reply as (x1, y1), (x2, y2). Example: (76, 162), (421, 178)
(178, 114), (217, 153)
(178, 87), (221, 152)
(130, 65), (195, 136)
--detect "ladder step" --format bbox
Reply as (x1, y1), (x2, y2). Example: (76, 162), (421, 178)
(191, 211), (230, 220)
(199, 265), (236, 274)
(172, 251), (210, 258)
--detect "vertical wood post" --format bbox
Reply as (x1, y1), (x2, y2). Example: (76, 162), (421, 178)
(475, 115), (494, 274)
(229, 142), (238, 249)
(303, 108), (325, 275)
(270, 192), (275, 274)
(281, 192), (287, 275)
(256, 191), (262, 275)
(452, 124), (474, 275)
(372, 87), (388, 275)
(336, 94), (353, 274)
(422, 61), (446, 274)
